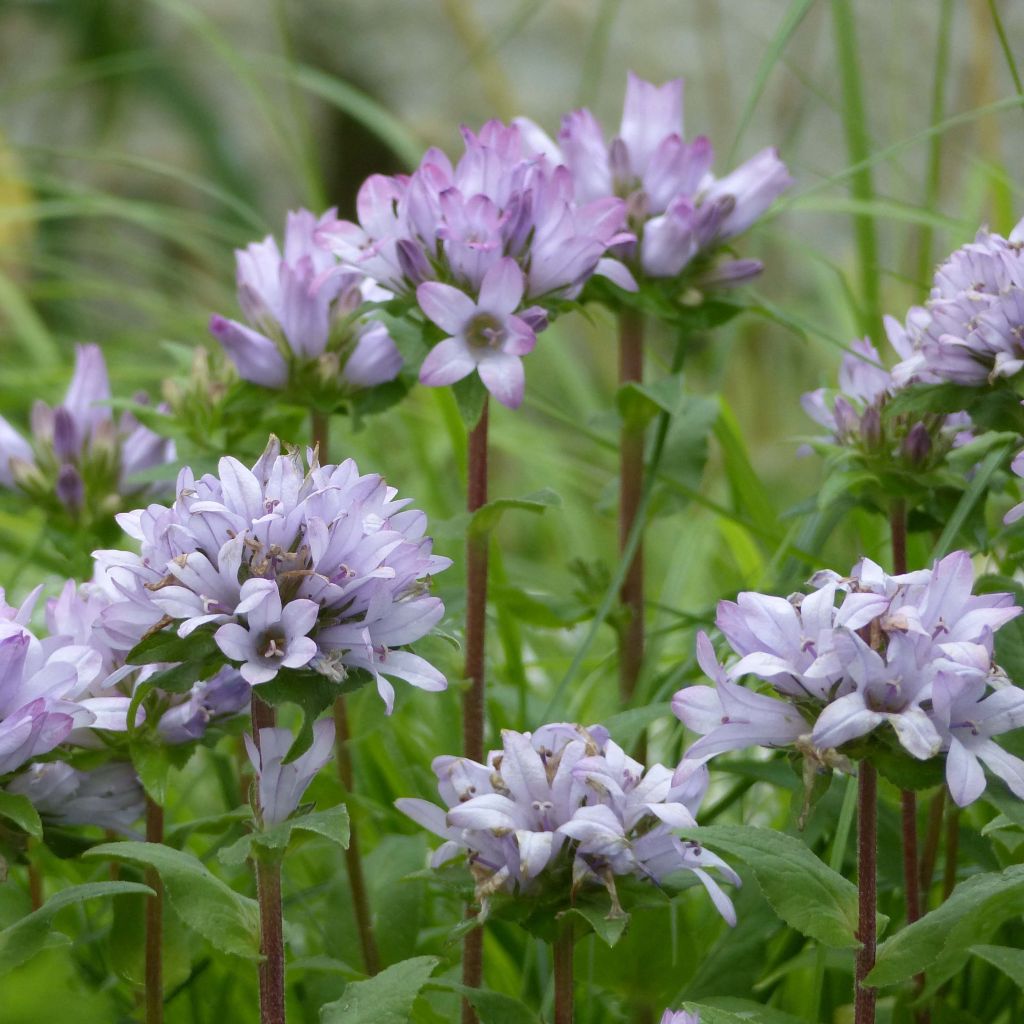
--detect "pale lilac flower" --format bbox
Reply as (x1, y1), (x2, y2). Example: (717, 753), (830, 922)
(1005, 448), (1024, 524)
(892, 218), (1024, 386)
(245, 719), (335, 827)
(214, 579), (318, 685)
(516, 71), (791, 285)
(210, 208), (401, 397)
(932, 673), (1024, 807)
(157, 668), (250, 744)
(802, 334), (971, 461)
(0, 344), (174, 520)
(396, 724), (738, 923)
(660, 1011), (700, 1024)
(417, 259), (535, 408)
(673, 632), (808, 771)
(677, 552), (1022, 780)
(317, 121), (632, 407)
(8, 761), (144, 834)
(95, 438), (449, 712)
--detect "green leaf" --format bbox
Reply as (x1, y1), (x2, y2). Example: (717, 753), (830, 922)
(256, 667), (368, 759)
(868, 864), (1024, 988)
(85, 841), (261, 959)
(219, 805), (350, 867)
(0, 881), (153, 976)
(451, 374), (487, 430)
(676, 825), (860, 948)
(126, 627), (218, 667)
(319, 954), (439, 1023)
(0, 790), (42, 838)
(971, 944), (1024, 990)
(616, 375), (687, 430)
(684, 1000), (803, 1024)
(565, 895), (629, 948)
(428, 981), (541, 1024)
(130, 738), (197, 804)
(468, 489), (561, 538)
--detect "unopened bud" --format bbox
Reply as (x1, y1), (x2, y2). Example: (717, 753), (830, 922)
(901, 422), (932, 466)
(860, 406), (882, 449)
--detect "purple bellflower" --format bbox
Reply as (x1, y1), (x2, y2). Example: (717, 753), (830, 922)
(890, 218), (1024, 386)
(396, 723), (739, 924)
(0, 344), (174, 524)
(210, 208), (402, 397)
(660, 1012), (700, 1024)
(318, 120), (633, 408)
(516, 72), (791, 285)
(95, 437), (450, 712)
(801, 333), (972, 464)
(1005, 448), (1024, 525)
(245, 719), (335, 827)
(8, 761), (144, 835)
(675, 553), (1024, 805)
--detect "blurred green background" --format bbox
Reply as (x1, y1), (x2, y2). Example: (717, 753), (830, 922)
(1, 2), (1024, 1021)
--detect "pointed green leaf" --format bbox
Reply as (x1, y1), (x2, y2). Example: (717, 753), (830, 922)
(468, 489), (561, 538)
(867, 865), (1024, 987)
(85, 841), (260, 959)
(0, 790), (42, 838)
(0, 881), (153, 976)
(429, 981), (541, 1024)
(319, 955), (439, 1023)
(676, 825), (860, 948)
(971, 944), (1024, 990)
(219, 805), (350, 867)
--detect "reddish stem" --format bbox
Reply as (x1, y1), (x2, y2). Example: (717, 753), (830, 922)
(855, 762), (878, 1024)
(919, 787), (945, 894)
(553, 928), (574, 1024)
(311, 409), (381, 976)
(251, 695), (286, 1024)
(618, 311), (645, 705)
(461, 399), (490, 1024)
(145, 795), (164, 1024)
(333, 699), (381, 974)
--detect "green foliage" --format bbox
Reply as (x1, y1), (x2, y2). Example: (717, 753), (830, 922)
(0, 881), (153, 976)
(319, 955), (439, 1023)
(85, 842), (261, 959)
(676, 825), (861, 948)
(219, 805), (350, 866)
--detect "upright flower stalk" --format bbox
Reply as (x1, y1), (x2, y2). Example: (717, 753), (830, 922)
(461, 399), (489, 1024)
(855, 760), (878, 1024)
(553, 922), (575, 1024)
(145, 795), (165, 1024)
(618, 312), (646, 704)
(311, 409), (380, 976)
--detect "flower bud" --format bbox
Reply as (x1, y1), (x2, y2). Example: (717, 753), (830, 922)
(901, 422), (932, 466)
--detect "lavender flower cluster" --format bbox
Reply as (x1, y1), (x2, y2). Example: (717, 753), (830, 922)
(0, 344), (174, 523)
(675, 551), (1024, 807)
(210, 74), (789, 412)
(95, 437), (450, 712)
(397, 723), (739, 924)
(889, 218), (1024, 385)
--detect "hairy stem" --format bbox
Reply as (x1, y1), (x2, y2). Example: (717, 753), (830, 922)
(256, 858), (286, 1024)
(618, 310), (645, 706)
(919, 787), (946, 894)
(145, 795), (164, 1024)
(943, 804), (959, 900)
(333, 699), (380, 975)
(312, 410), (381, 975)
(855, 762), (878, 1024)
(462, 399), (490, 1024)
(251, 695), (286, 1024)
(553, 928), (575, 1024)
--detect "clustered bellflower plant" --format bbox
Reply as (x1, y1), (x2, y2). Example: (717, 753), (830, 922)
(10, 48), (1024, 1024)
(96, 436), (449, 711)
(675, 551), (1024, 807)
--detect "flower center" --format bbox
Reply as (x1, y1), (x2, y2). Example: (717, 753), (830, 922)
(466, 313), (505, 350)
(258, 627), (287, 659)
